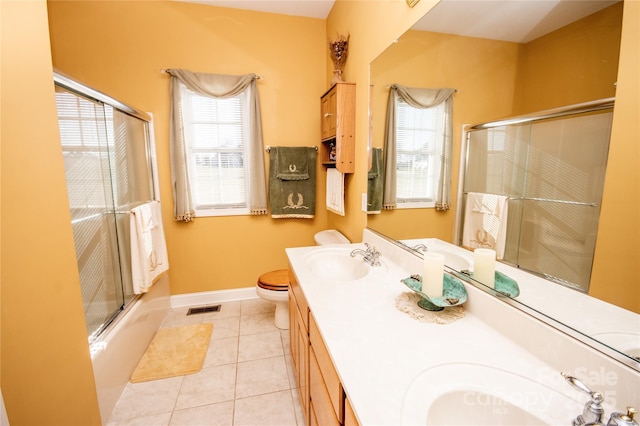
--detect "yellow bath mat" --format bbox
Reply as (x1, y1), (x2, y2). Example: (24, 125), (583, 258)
(130, 323), (213, 383)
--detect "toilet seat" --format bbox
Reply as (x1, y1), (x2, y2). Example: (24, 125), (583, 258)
(257, 269), (289, 291)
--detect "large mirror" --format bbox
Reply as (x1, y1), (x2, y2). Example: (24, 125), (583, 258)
(368, 0), (639, 368)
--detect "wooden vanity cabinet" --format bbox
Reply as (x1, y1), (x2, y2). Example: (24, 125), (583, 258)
(288, 268), (360, 426)
(320, 82), (355, 173)
(288, 269), (310, 425)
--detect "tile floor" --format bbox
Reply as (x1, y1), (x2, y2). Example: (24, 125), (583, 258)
(107, 298), (304, 426)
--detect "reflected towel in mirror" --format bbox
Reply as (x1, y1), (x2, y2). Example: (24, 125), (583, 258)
(367, 148), (384, 214)
(462, 192), (509, 258)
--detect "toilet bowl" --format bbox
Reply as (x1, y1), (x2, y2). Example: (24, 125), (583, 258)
(256, 269), (290, 329)
(256, 230), (350, 329)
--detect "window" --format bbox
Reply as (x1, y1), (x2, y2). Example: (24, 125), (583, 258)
(180, 85), (251, 216)
(395, 99), (446, 208)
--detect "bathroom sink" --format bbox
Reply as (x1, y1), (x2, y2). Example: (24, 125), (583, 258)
(590, 331), (640, 361)
(401, 362), (581, 425)
(303, 247), (383, 281)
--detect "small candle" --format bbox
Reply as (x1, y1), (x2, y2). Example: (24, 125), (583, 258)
(422, 253), (445, 298)
(474, 248), (496, 288)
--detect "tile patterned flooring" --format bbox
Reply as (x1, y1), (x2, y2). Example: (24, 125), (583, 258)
(107, 299), (304, 426)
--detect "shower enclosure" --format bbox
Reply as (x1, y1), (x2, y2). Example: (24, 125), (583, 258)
(456, 99), (614, 292)
(54, 72), (157, 346)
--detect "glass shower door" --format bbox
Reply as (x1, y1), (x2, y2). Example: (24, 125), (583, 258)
(516, 111), (612, 290)
(55, 86), (126, 339)
(463, 109), (613, 292)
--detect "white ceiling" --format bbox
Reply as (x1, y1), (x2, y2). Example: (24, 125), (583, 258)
(176, 0), (335, 19)
(179, 0), (620, 43)
(412, 0), (621, 43)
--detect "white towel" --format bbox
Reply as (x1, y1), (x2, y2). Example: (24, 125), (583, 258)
(462, 192), (509, 258)
(130, 201), (169, 294)
(326, 168), (345, 216)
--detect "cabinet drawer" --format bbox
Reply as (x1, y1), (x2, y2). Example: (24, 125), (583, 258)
(309, 313), (344, 420)
(310, 346), (341, 426)
(288, 267), (308, 329)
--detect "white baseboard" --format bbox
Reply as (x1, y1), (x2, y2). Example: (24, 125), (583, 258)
(170, 287), (258, 308)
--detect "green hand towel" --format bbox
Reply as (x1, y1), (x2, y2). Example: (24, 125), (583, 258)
(274, 146), (310, 180)
(269, 147), (316, 218)
(367, 148), (384, 214)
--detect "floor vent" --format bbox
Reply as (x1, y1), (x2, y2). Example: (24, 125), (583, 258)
(187, 305), (221, 315)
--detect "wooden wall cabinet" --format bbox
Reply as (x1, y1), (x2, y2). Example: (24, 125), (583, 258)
(320, 82), (356, 173)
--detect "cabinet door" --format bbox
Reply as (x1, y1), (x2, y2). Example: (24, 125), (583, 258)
(288, 292), (298, 370)
(344, 397), (359, 426)
(319, 83), (355, 173)
(310, 314), (344, 420)
(309, 399), (319, 426)
(321, 88), (337, 140)
(309, 346), (341, 426)
(289, 268), (310, 425)
(297, 308), (309, 423)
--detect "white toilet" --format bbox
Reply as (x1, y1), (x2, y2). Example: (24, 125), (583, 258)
(313, 229), (350, 245)
(256, 229), (350, 329)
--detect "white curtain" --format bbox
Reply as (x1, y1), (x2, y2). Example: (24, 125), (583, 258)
(167, 69), (268, 221)
(382, 84), (455, 211)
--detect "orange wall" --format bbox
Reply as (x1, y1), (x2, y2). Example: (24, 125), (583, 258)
(325, 0), (440, 242)
(368, 31), (521, 241)
(514, 2), (622, 113)
(0, 1), (101, 424)
(590, 0), (639, 313)
(47, 0), (328, 295)
(1, 0), (636, 423)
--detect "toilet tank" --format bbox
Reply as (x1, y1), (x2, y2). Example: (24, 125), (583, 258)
(314, 230), (350, 245)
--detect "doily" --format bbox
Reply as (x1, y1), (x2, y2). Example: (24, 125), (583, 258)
(395, 292), (465, 324)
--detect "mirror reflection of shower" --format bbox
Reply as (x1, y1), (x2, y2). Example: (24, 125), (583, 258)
(458, 102), (613, 292)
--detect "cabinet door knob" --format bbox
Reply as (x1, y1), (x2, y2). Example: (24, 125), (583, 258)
(324, 113), (333, 117)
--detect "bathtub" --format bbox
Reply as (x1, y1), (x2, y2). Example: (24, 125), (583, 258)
(90, 274), (170, 424)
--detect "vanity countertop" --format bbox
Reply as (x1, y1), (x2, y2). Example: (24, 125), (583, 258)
(285, 230), (640, 425)
(401, 237), (640, 346)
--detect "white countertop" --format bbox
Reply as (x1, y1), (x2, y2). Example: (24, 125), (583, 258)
(401, 237), (640, 358)
(285, 231), (640, 425)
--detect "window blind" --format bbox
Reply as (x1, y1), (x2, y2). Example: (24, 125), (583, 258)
(395, 100), (444, 203)
(182, 88), (249, 210)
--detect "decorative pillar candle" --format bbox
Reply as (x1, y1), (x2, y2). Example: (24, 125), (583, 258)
(473, 248), (496, 288)
(422, 252), (445, 298)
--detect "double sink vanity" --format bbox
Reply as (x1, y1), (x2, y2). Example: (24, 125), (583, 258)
(285, 229), (640, 425)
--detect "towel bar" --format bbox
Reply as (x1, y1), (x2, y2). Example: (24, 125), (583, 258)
(265, 145), (318, 152)
(462, 192), (598, 207)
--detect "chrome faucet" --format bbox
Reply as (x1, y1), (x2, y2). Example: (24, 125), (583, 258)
(350, 243), (382, 267)
(411, 243), (428, 252)
(561, 372), (638, 426)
